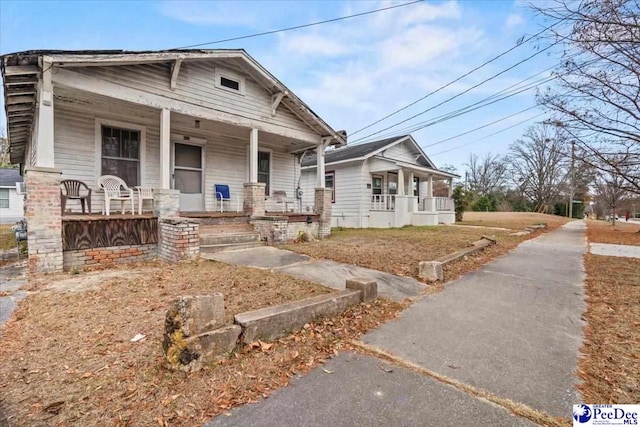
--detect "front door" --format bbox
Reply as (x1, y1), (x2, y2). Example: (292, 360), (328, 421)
(173, 142), (204, 212)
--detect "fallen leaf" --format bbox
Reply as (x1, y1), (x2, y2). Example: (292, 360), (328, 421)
(447, 365), (461, 370)
(322, 368), (334, 374)
(379, 364), (394, 373)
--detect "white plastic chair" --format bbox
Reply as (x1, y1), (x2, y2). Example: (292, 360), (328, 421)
(135, 186), (154, 215)
(273, 190), (297, 213)
(98, 175), (135, 215)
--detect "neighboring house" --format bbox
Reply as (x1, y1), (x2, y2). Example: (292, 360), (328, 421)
(1, 49), (344, 273)
(0, 168), (24, 224)
(300, 135), (459, 228)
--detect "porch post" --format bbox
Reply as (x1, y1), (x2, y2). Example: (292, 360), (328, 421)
(407, 172), (414, 196)
(407, 171), (416, 213)
(448, 178), (454, 198)
(249, 128), (258, 183)
(35, 59), (54, 168)
(316, 143), (325, 188)
(160, 109), (171, 189)
(244, 128), (265, 216)
(397, 169), (405, 196)
(424, 174), (435, 212)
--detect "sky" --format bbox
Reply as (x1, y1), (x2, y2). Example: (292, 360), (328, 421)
(0, 0), (560, 174)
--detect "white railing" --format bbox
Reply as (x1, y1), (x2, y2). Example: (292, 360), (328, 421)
(371, 194), (395, 211)
(435, 197), (454, 211)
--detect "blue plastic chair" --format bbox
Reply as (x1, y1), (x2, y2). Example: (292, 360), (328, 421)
(214, 184), (239, 212)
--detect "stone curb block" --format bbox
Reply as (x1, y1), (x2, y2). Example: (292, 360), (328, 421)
(346, 277), (378, 302)
(234, 289), (362, 343)
(418, 237), (497, 282)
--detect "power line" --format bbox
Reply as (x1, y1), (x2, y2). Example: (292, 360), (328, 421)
(422, 105), (539, 149)
(172, 0), (424, 50)
(350, 18), (566, 137)
(351, 39), (561, 144)
(430, 112), (547, 157)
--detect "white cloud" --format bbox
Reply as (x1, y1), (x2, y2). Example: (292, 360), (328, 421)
(159, 1), (262, 26)
(279, 33), (350, 56)
(505, 13), (525, 29)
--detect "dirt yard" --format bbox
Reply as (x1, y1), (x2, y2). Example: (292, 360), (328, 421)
(586, 219), (640, 246)
(285, 212), (571, 281)
(580, 251), (640, 404)
(0, 225), (15, 251)
(0, 259), (407, 426)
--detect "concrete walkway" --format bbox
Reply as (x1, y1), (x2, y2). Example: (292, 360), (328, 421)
(206, 221), (587, 426)
(590, 242), (640, 258)
(203, 246), (426, 301)
(0, 260), (28, 327)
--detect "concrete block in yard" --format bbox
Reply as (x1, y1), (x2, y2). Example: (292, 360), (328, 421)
(419, 261), (443, 282)
(164, 294), (225, 338)
(164, 325), (241, 372)
(234, 290), (361, 343)
(480, 235), (497, 244)
(346, 278), (378, 302)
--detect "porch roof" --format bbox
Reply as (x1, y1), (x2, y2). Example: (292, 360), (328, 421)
(1, 49), (347, 165)
(370, 159), (459, 179)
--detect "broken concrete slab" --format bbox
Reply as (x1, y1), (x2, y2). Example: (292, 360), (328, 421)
(165, 324), (241, 372)
(165, 294), (225, 337)
(235, 290), (362, 343)
(204, 246), (310, 269)
(510, 231), (531, 236)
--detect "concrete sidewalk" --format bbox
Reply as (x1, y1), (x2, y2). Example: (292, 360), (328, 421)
(590, 242), (640, 258)
(206, 221), (587, 426)
(203, 246), (426, 301)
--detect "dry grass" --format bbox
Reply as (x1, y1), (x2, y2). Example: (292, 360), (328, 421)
(284, 213), (570, 281)
(460, 211), (572, 230)
(579, 254), (640, 403)
(0, 259), (412, 426)
(586, 219), (640, 246)
(0, 225), (15, 251)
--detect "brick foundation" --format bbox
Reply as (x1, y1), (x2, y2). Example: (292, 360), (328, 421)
(243, 183), (266, 217)
(63, 244), (157, 270)
(24, 167), (63, 273)
(252, 216), (288, 243)
(159, 217), (200, 262)
(314, 188), (333, 239)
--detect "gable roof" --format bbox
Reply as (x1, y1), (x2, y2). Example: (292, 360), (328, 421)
(0, 168), (22, 187)
(1, 49), (346, 164)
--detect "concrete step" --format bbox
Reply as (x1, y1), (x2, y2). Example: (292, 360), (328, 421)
(200, 241), (266, 253)
(200, 232), (261, 246)
(200, 224), (254, 235)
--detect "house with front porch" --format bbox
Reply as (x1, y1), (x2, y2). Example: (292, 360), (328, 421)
(1, 49), (345, 273)
(300, 135), (458, 228)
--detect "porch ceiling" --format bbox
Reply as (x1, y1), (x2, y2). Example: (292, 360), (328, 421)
(1, 54), (39, 164)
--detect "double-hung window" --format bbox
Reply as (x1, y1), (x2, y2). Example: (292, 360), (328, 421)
(101, 125), (141, 186)
(0, 188), (9, 209)
(258, 151), (270, 195)
(325, 171), (335, 203)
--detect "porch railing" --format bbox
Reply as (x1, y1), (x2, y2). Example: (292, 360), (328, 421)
(371, 194), (395, 211)
(435, 197), (454, 211)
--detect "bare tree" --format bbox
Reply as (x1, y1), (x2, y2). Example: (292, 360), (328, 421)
(535, 0), (640, 194)
(465, 152), (509, 196)
(594, 172), (629, 225)
(509, 124), (568, 213)
(0, 137), (12, 168)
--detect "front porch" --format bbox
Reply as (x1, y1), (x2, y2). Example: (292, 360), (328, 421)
(368, 168), (455, 228)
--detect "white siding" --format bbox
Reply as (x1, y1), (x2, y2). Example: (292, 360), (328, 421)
(0, 188), (25, 223)
(379, 141), (417, 163)
(73, 61), (313, 137)
(54, 95), (297, 213)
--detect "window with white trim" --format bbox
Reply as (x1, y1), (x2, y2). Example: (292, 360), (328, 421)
(325, 171), (335, 203)
(258, 151), (270, 195)
(101, 125), (141, 186)
(0, 188), (9, 209)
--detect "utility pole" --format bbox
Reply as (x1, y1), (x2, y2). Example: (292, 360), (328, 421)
(569, 141), (575, 219)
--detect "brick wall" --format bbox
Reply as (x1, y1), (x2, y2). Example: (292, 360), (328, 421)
(252, 216), (287, 244)
(158, 217), (200, 262)
(24, 167), (63, 273)
(243, 183), (266, 217)
(63, 244), (157, 270)
(287, 221), (319, 241)
(314, 188), (333, 239)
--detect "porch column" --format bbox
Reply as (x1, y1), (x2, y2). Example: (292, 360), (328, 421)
(448, 178), (454, 198)
(424, 174), (435, 212)
(407, 172), (416, 213)
(160, 109), (171, 189)
(244, 128), (265, 216)
(35, 59), (54, 168)
(407, 172), (414, 196)
(25, 166), (63, 273)
(397, 169), (405, 196)
(249, 128), (259, 183)
(316, 143), (325, 188)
